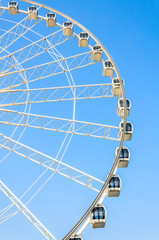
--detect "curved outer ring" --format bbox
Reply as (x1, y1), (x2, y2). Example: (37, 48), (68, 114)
(19, 0), (127, 239)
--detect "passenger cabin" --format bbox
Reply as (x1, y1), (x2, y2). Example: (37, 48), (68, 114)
(8, 1), (19, 15)
(92, 45), (103, 61)
(46, 13), (56, 27)
(63, 21), (73, 36)
(111, 78), (123, 96)
(78, 32), (89, 47)
(107, 175), (122, 197)
(117, 98), (131, 117)
(69, 235), (83, 240)
(118, 122), (133, 141)
(103, 60), (114, 77)
(116, 147), (130, 168)
(28, 6), (38, 20)
(90, 204), (107, 228)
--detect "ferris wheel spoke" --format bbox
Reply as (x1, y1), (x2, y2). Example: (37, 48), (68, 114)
(0, 180), (56, 240)
(0, 71), (27, 90)
(0, 8), (5, 17)
(0, 29), (74, 73)
(0, 110), (120, 140)
(0, 83), (114, 107)
(0, 51), (99, 88)
(0, 133), (104, 192)
(0, 8), (41, 54)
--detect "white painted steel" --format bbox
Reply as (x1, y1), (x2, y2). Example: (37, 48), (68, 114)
(0, 180), (56, 240)
(89, 204), (107, 228)
(118, 122), (133, 141)
(106, 175), (122, 197)
(0, 133), (104, 192)
(0, 109), (120, 140)
(115, 147), (130, 168)
(117, 98), (131, 117)
(0, 83), (114, 107)
(0, 0), (130, 239)
(8, 1), (19, 15)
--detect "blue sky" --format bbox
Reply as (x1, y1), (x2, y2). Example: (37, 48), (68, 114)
(0, 0), (159, 239)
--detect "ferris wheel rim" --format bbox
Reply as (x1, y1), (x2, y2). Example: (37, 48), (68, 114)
(0, 0), (128, 239)
(19, 0), (127, 238)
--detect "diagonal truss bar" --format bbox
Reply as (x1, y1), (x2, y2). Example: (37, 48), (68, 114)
(0, 133), (104, 192)
(0, 83), (114, 107)
(0, 180), (56, 240)
(0, 29), (74, 73)
(0, 9), (41, 54)
(0, 51), (99, 89)
(0, 109), (120, 140)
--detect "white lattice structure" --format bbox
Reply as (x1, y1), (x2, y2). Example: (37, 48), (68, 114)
(0, 1), (132, 240)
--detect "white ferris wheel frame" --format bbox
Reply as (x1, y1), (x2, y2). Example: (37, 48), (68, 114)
(0, 0), (128, 240)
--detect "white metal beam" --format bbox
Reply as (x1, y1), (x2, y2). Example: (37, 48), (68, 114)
(0, 83), (114, 107)
(0, 133), (104, 192)
(0, 8), (41, 54)
(0, 109), (120, 140)
(0, 180), (56, 240)
(0, 29), (74, 73)
(0, 51), (99, 89)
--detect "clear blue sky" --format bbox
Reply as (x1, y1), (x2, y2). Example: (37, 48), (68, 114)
(0, 0), (159, 240)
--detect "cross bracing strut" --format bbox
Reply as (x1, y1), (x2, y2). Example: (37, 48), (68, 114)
(0, 133), (104, 192)
(0, 110), (120, 140)
(0, 29), (74, 73)
(0, 9), (41, 54)
(0, 180), (56, 240)
(0, 51), (99, 88)
(0, 83), (114, 107)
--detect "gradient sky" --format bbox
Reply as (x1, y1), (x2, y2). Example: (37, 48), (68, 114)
(0, 0), (159, 240)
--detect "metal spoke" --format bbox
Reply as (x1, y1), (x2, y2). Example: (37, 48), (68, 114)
(0, 51), (99, 89)
(0, 83), (114, 107)
(0, 133), (104, 192)
(0, 109), (120, 140)
(0, 29), (74, 73)
(0, 180), (56, 240)
(0, 9), (41, 54)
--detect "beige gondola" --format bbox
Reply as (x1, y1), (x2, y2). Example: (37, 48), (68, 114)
(111, 78), (123, 96)
(46, 13), (56, 27)
(118, 122), (133, 141)
(78, 32), (89, 47)
(115, 147), (130, 168)
(92, 45), (103, 61)
(8, 1), (19, 15)
(28, 6), (38, 20)
(106, 175), (122, 197)
(117, 98), (131, 117)
(103, 60), (114, 77)
(90, 204), (107, 228)
(63, 21), (73, 36)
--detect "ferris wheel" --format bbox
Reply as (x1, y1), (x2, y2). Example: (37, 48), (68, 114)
(0, 0), (133, 239)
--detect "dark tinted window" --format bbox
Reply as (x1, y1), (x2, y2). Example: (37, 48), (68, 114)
(47, 13), (55, 18)
(113, 78), (120, 86)
(120, 148), (129, 158)
(126, 123), (132, 131)
(93, 45), (101, 50)
(64, 22), (72, 27)
(120, 122), (132, 131)
(29, 6), (37, 11)
(69, 238), (81, 240)
(105, 61), (113, 68)
(9, 2), (17, 6)
(92, 207), (105, 220)
(119, 99), (130, 107)
(79, 33), (89, 38)
(109, 176), (120, 188)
